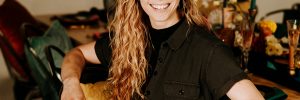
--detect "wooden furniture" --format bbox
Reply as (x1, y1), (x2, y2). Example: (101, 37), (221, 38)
(249, 74), (300, 100)
(35, 14), (108, 44)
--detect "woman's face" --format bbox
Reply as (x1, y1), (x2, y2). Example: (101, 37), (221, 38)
(140, 0), (180, 29)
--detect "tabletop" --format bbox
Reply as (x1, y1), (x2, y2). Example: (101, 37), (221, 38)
(35, 14), (108, 44)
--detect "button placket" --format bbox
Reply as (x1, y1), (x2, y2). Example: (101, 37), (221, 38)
(157, 43), (167, 64)
(153, 43), (167, 77)
(145, 42), (170, 98)
(178, 89), (185, 95)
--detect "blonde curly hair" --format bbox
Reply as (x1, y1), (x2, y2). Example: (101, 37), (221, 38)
(107, 0), (210, 99)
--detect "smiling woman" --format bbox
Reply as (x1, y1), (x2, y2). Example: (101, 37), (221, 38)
(60, 0), (264, 100)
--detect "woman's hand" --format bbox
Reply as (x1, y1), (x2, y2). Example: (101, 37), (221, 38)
(61, 78), (85, 100)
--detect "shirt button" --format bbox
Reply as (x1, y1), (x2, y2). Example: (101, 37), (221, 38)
(145, 90), (150, 95)
(179, 89), (184, 95)
(158, 57), (163, 63)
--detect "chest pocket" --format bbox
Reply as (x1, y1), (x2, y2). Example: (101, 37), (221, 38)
(164, 81), (200, 100)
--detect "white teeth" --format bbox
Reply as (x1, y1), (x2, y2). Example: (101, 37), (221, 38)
(151, 4), (169, 9)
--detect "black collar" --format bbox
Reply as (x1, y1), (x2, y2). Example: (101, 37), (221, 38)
(165, 19), (191, 50)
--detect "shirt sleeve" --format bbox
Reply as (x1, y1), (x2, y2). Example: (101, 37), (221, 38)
(205, 43), (248, 99)
(94, 35), (112, 67)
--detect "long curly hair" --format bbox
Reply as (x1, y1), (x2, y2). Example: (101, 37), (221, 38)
(107, 0), (209, 99)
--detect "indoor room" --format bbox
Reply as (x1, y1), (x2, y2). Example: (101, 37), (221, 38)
(1, 0), (300, 99)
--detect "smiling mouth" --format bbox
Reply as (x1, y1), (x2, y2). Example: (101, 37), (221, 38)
(150, 3), (170, 9)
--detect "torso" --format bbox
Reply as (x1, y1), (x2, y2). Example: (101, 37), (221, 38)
(94, 19), (247, 100)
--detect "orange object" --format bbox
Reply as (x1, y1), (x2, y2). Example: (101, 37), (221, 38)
(261, 27), (273, 37)
(258, 20), (277, 37)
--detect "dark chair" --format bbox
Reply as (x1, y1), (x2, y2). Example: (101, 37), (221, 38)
(0, 0), (48, 99)
(21, 18), (108, 99)
(43, 44), (109, 99)
(0, 32), (39, 100)
(24, 43), (62, 100)
(23, 24), (108, 98)
(45, 45), (109, 84)
(21, 21), (67, 100)
(0, 0), (48, 59)
(259, 3), (299, 38)
(260, 3), (300, 23)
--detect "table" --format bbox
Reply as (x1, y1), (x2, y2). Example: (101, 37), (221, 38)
(249, 73), (300, 100)
(67, 27), (107, 44)
(35, 14), (108, 44)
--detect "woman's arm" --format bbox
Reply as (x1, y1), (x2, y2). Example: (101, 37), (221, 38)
(227, 79), (264, 100)
(60, 41), (101, 100)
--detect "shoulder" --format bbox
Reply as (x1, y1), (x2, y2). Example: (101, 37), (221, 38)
(188, 25), (224, 48)
(94, 33), (112, 66)
(185, 25), (234, 61)
(95, 33), (110, 43)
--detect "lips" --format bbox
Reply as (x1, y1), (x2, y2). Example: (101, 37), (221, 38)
(150, 3), (170, 9)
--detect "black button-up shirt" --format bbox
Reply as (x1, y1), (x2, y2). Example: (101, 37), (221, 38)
(95, 20), (248, 100)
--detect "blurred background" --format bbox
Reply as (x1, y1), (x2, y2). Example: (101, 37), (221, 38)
(0, 0), (300, 100)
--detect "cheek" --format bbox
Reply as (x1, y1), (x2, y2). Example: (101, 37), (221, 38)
(175, 0), (180, 7)
(140, 1), (150, 10)
(140, 2), (154, 17)
(171, 0), (180, 11)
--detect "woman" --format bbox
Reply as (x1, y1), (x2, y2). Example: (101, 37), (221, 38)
(61, 0), (264, 100)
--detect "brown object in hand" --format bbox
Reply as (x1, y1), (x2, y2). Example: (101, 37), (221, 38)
(80, 81), (110, 100)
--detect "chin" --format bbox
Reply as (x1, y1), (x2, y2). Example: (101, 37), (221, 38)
(150, 15), (171, 22)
